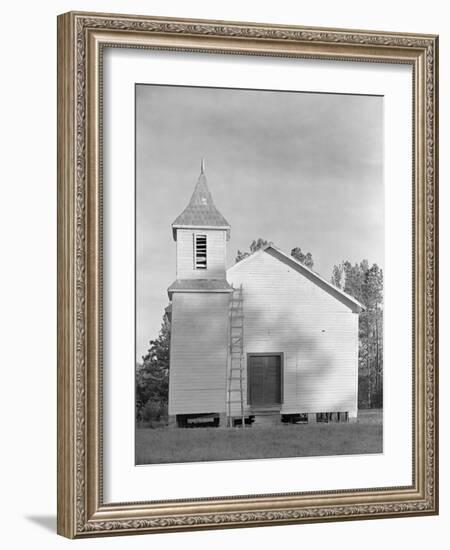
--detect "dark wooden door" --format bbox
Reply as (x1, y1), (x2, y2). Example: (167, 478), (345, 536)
(248, 355), (282, 406)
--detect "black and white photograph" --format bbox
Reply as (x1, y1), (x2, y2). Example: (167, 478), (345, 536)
(135, 83), (384, 465)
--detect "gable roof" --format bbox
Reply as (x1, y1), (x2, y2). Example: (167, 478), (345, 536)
(172, 162), (230, 239)
(227, 244), (364, 313)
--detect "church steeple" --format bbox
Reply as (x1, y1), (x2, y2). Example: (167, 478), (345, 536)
(170, 161), (231, 281)
(172, 160), (230, 241)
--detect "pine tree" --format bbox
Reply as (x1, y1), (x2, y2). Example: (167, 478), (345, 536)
(331, 264), (344, 288)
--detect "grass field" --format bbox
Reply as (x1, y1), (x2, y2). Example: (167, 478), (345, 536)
(136, 409), (382, 464)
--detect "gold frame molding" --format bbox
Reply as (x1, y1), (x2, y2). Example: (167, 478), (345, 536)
(57, 11), (439, 538)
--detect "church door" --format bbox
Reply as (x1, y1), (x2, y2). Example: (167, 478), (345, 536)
(248, 354), (282, 407)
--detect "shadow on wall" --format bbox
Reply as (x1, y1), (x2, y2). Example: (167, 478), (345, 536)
(169, 294), (356, 413)
(240, 296), (358, 413)
(172, 296), (230, 369)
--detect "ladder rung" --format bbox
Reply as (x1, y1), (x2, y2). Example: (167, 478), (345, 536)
(229, 286), (244, 413)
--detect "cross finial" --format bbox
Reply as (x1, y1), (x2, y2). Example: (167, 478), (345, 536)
(200, 157), (206, 174)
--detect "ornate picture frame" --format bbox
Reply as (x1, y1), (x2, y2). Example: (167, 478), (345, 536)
(57, 11), (438, 538)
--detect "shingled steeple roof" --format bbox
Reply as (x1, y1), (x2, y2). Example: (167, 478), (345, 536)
(172, 160), (230, 240)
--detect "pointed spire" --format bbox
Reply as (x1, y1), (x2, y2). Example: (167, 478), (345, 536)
(172, 161), (230, 239)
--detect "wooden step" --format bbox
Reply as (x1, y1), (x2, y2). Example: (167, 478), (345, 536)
(252, 413), (281, 427)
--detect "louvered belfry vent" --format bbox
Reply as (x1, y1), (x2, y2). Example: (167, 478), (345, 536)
(194, 234), (207, 269)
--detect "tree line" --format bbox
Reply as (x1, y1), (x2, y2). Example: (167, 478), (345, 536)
(136, 239), (383, 423)
(331, 260), (383, 408)
(136, 316), (170, 424)
(235, 238), (314, 269)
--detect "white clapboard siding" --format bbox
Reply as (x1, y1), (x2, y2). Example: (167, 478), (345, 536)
(176, 229), (227, 280)
(227, 250), (359, 417)
(168, 291), (229, 415)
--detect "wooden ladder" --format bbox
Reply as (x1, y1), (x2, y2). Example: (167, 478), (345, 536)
(227, 284), (245, 428)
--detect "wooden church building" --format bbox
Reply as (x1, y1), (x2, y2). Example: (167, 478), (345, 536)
(167, 162), (363, 427)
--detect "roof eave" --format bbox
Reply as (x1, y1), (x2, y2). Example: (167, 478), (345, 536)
(167, 278), (233, 298)
(168, 288), (234, 297)
(227, 245), (365, 313)
(267, 246), (365, 312)
(172, 224), (231, 240)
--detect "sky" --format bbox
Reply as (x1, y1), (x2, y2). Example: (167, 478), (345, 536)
(136, 84), (383, 361)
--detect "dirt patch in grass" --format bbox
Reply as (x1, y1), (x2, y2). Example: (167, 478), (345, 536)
(136, 409), (383, 464)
